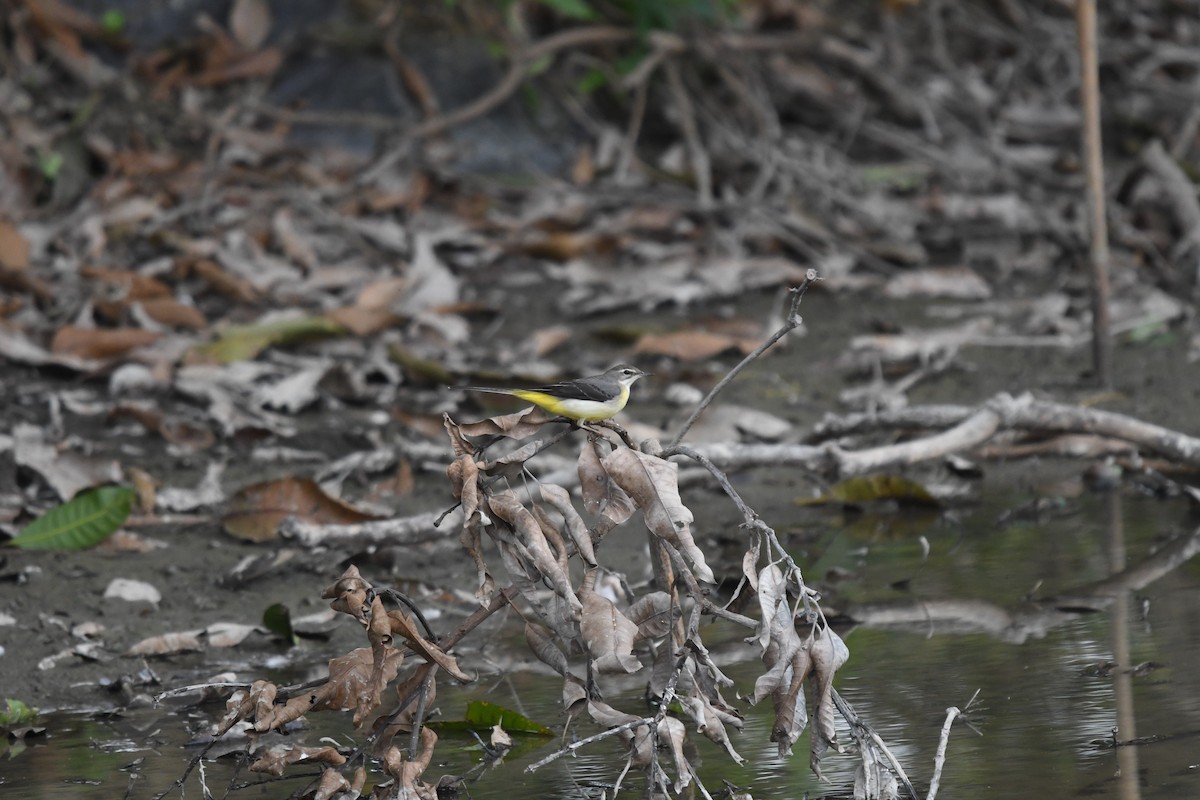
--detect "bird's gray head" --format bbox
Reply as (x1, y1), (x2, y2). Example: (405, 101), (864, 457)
(606, 364), (648, 387)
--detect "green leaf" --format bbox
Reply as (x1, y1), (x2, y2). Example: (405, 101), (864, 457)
(431, 700), (552, 735)
(577, 68), (609, 94)
(525, 53), (555, 78)
(0, 698), (38, 727)
(797, 475), (939, 508)
(38, 151), (63, 180)
(536, 0), (597, 20)
(9, 487), (135, 550)
(464, 700), (553, 735)
(192, 316), (345, 363)
(101, 9), (126, 33)
(262, 603), (297, 644)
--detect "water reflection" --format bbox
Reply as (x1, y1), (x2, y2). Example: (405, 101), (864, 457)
(4, 491), (1200, 799)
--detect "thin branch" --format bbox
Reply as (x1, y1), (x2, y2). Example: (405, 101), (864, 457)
(833, 689), (919, 800)
(1075, 0), (1112, 387)
(360, 25), (636, 184)
(669, 270), (816, 448)
(663, 57), (713, 209)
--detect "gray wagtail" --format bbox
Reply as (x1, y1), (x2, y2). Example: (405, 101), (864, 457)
(461, 365), (647, 421)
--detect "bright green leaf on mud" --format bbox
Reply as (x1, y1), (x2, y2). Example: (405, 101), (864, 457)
(577, 68), (609, 94)
(38, 151), (63, 180)
(536, 0), (597, 20)
(101, 9), (126, 33)
(464, 700), (553, 735)
(797, 475), (939, 508)
(192, 316), (345, 363)
(432, 700), (552, 735)
(9, 487), (135, 550)
(0, 698), (38, 727)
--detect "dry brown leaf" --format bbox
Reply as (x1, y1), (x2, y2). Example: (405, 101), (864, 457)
(188, 257), (260, 303)
(326, 305), (395, 338)
(532, 325), (572, 357)
(809, 626), (849, 772)
(453, 406), (557, 442)
(627, 591), (677, 641)
(80, 266), (172, 300)
(577, 439), (635, 539)
(0, 220), (30, 270)
(270, 208), (317, 270)
(192, 47), (282, 86)
(110, 404), (216, 450)
(447, 454), (491, 601)
(383, 727), (438, 793)
(320, 645), (405, 727)
(883, 266), (992, 300)
(322, 565), (372, 623)
(600, 448), (715, 583)
(512, 230), (621, 262)
(488, 493), (582, 616)
(580, 585), (641, 674)
(312, 767), (351, 800)
(387, 609), (472, 682)
(539, 483), (595, 566)
(634, 329), (757, 361)
(326, 275), (407, 335)
(51, 326), (160, 360)
(95, 529), (168, 553)
(250, 742), (348, 777)
(659, 715), (691, 792)
(525, 622), (571, 676)
(138, 297), (207, 329)
(571, 144), (594, 186)
(126, 466), (157, 513)
(110, 149), (183, 177)
(223, 477), (385, 542)
(686, 691), (745, 765)
(126, 630), (203, 656)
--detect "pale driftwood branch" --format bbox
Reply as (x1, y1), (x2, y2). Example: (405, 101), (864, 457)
(925, 706), (963, 800)
(692, 393), (1200, 476)
(279, 510), (453, 547)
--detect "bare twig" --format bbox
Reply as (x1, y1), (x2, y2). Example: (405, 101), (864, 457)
(663, 57), (713, 209)
(361, 25), (636, 184)
(1075, 0), (1113, 388)
(669, 270), (816, 448)
(526, 650), (692, 775)
(1141, 139), (1200, 251)
(833, 690), (919, 800)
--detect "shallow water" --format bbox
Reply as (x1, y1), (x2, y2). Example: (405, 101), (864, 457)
(4, 472), (1199, 799)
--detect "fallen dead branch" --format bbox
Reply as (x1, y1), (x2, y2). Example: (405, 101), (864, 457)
(685, 393), (1200, 476)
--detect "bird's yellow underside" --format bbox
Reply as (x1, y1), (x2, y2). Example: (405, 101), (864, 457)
(508, 384), (630, 421)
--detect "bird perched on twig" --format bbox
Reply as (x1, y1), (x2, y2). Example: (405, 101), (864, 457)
(461, 365), (647, 421)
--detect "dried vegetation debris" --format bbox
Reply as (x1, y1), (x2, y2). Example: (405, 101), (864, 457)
(3, 0), (1200, 797)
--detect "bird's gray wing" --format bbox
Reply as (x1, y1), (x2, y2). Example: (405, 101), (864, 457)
(534, 376), (618, 401)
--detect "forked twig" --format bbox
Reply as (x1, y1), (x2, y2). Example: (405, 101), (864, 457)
(669, 270), (816, 448)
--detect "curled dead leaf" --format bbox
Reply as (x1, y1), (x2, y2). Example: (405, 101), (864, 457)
(223, 477), (385, 542)
(51, 326), (160, 360)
